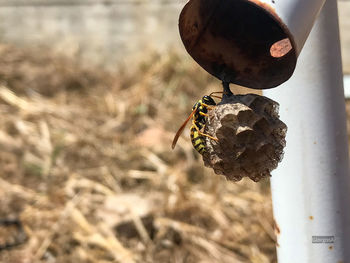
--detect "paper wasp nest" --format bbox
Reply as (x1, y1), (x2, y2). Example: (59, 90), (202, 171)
(203, 94), (287, 182)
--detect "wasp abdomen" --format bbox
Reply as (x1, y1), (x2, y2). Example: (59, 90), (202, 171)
(190, 126), (206, 154)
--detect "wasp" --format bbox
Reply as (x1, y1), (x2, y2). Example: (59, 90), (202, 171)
(172, 92), (223, 154)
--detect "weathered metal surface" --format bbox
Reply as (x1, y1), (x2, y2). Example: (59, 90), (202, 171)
(179, 0), (297, 89)
(264, 0), (350, 261)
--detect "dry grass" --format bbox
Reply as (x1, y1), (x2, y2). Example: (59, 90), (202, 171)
(0, 44), (276, 263)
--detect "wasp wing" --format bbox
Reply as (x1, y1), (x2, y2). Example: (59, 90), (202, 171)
(171, 109), (196, 149)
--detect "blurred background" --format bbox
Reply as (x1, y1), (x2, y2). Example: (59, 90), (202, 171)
(0, 0), (348, 262)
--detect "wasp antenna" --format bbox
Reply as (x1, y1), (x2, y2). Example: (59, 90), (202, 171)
(211, 95), (222, 99)
(209, 91), (224, 96)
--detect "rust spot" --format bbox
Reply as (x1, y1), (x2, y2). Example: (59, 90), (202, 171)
(309, 216), (314, 220)
(273, 219), (281, 235)
(270, 38), (292, 58)
(338, 261), (343, 263)
(329, 246), (333, 250)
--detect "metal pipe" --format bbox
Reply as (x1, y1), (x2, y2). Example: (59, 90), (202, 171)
(263, 0), (350, 262)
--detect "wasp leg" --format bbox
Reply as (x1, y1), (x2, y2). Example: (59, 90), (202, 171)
(199, 131), (218, 141)
(209, 91), (224, 95)
(201, 103), (215, 110)
(192, 121), (218, 141)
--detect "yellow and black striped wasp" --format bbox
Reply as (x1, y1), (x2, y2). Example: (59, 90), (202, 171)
(172, 92), (223, 154)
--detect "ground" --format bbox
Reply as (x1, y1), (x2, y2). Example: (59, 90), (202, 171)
(2, 43), (343, 263)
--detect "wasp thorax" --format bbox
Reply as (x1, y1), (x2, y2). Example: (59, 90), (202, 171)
(202, 94), (287, 182)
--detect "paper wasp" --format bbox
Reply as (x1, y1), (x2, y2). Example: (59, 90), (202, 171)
(171, 92), (223, 154)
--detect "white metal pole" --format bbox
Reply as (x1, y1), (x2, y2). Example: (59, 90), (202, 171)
(263, 0), (350, 262)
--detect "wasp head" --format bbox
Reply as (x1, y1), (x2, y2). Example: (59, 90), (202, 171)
(202, 95), (216, 106)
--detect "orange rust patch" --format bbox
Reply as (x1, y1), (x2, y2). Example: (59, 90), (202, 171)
(270, 39), (292, 58)
(309, 216), (314, 220)
(329, 246), (333, 250)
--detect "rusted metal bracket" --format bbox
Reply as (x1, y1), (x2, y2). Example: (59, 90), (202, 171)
(179, 0), (326, 90)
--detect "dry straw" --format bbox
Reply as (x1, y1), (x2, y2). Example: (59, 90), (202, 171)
(0, 44), (277, 262)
